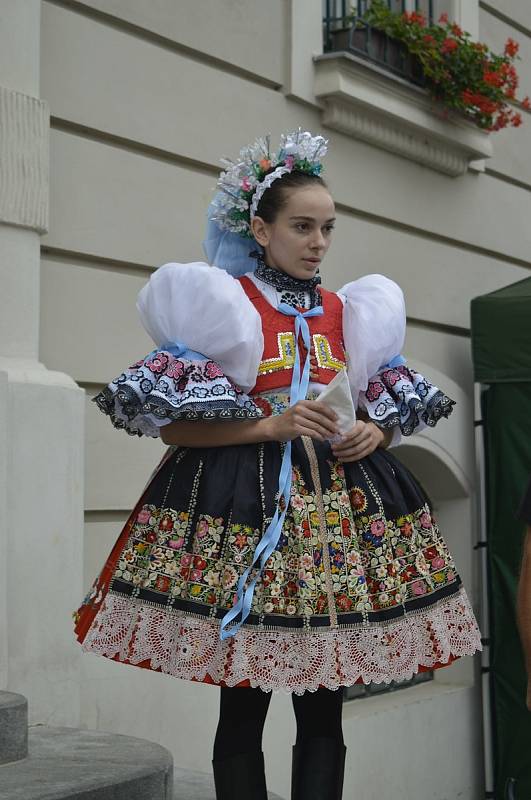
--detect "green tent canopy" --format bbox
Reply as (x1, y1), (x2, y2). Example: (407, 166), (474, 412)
(472, 275), (531, 384)
(471, 276), (531, 800)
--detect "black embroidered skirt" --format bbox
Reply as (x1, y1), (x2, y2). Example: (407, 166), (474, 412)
(75, 421), (481, 693)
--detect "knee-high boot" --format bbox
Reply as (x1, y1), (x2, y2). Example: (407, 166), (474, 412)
(291, 737), (347, 800)
(212, 749), (268, 800)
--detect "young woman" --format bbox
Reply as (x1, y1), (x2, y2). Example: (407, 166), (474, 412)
(75, 130), (482, 800)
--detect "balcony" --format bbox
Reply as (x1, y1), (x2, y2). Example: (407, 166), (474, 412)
(315, 0), (492, 175)
(324, 0), (435, 85)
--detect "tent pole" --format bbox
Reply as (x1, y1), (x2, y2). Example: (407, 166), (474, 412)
(474, 381), (495, 797)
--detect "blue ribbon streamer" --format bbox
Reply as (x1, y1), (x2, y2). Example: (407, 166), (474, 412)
(219, 303), (324, 640)
(379, 354), (406, 370)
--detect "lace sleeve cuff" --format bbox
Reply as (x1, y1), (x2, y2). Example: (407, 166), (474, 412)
(93, 349), (263, 438)
(360, 364), (455, 438)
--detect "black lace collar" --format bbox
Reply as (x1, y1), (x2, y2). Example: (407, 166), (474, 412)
(252, 252), (322, 309)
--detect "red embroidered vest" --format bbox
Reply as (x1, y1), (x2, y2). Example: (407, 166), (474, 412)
(238, 275), (347, 395)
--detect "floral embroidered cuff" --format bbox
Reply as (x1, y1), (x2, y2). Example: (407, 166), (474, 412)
(93, 350), (263, 438)
(360, 365), (455, 437)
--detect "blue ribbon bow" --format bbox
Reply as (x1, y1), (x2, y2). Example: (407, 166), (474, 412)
(379, 354), (406, 370)
(219, 303), (324, 640)
(156, 341), (207, 361)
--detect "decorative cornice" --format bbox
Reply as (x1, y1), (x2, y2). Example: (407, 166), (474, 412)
(314, 53), (493, 177)
(321, 97), (470, 175)
(0, 87), (49, 233)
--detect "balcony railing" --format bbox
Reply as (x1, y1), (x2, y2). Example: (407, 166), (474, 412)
(323, 0), (439, 86)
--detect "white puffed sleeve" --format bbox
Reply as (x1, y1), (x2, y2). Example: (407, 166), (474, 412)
(136, 262), (264, 393)
(337, 274), (406, 404)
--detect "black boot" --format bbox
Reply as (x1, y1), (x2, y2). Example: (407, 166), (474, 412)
(291, 737), (347, 800)
(212, 749), (268, 800)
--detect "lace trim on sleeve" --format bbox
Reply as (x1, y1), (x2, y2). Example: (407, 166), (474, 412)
(361, 365), (455, 437)
(93, 350), (263, 438)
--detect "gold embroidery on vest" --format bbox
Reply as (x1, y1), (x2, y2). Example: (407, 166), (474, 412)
(312, 334), (346, 372)
(258, 332), (296, 375)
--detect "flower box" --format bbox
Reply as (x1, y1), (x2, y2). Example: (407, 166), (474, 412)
(314, 51), (493, 176)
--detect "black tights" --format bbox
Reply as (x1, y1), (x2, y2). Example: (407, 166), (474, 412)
(213, 685), (344, 760)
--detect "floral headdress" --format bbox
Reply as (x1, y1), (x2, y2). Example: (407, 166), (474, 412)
(210, 129), (328, 239)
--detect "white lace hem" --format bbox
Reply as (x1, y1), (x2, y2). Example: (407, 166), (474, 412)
(81, 587), (482, 694)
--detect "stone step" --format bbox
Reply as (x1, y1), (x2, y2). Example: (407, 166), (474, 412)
(0, 691), (28, 765)
(0, 726), (173, 800)
(174, 766), (285, 799)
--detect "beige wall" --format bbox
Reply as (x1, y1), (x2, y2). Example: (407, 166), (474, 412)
(39, 1), (530, 796)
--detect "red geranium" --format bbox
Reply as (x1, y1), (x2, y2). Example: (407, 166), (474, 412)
(483, 71), (504, 88)
(402, 11), (425, 27)
(357, 0), (527, 132)
(441, 38), (458, 55)
(505, 38), (519, 57)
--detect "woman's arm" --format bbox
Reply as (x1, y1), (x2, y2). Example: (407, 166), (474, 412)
(357, 408), (394, 448)
(160, 417), (274, 447)
(160, 400), (339, 447)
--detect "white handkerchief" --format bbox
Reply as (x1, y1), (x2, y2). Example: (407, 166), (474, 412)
(315, 369), (356, 441)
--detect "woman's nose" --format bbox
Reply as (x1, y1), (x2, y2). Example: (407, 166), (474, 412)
(310, 231), (326, 250)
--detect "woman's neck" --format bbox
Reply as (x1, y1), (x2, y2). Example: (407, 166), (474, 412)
(254, 253), (320, 284)
(253, 256), (322, 308)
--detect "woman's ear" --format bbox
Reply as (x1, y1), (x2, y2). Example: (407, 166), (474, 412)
(250, 216), (270, 247)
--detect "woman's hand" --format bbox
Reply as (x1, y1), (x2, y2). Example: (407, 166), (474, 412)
(331, 420), (386, 462)
(266, 400), (339, 442)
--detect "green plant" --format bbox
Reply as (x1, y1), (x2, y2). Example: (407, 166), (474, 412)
(353, 0), (529, 130)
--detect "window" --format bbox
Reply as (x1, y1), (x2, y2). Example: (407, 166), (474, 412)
(323, 1), (445, 84)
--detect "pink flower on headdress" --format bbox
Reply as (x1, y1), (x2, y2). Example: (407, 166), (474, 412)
(241, 177), (252, 191)
(284, 155), (295, 170)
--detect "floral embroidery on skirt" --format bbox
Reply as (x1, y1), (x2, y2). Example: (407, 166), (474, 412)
(75, 395), (481, 693)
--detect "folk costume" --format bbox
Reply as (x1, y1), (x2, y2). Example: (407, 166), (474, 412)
(74, 132), (481, 698)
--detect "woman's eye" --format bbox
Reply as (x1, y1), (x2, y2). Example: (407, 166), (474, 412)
(324, 225), (335, 234)
(296, 223), (308, 232)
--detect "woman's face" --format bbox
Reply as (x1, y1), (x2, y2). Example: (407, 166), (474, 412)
(251, 185), (336, 280)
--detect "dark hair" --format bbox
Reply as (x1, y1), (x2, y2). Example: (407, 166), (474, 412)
(255, 170), (328, 224)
